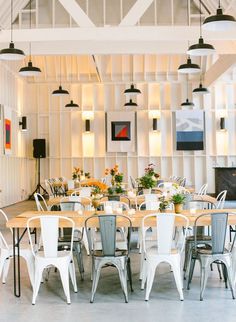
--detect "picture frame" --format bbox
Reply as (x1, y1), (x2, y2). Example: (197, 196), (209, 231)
(111, 121), (131, 141)
(106, 111), (136, 152)
(175, 110), (205, 151)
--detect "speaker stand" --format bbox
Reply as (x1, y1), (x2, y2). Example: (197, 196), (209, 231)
(29, 158), (48, 200)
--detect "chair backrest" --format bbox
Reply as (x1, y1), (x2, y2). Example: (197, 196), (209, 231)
(188, 199), (215, 210)
(67, 180), (75, 190)
(144, 194), (159, 203)
(44, 179), (55, 197)
(27, 215), (75, 258)
(60, 201), (84, 211)
(216, 190), (227, 209)
(142, 213), (189, 255)
(179, 177), (186, 187)
(85, 214), (132, 256)
(79, 187), (92, 197)
(34, 193), (49, 211)
(0, 209), (10, 249)
(130, 176), (137, 189)
(194, 212), (230, 254)
(198, 183), (208, 195)
(100, 200), (129, 212)
(139, 201), (160, 211)
(157, 182), (172, 189)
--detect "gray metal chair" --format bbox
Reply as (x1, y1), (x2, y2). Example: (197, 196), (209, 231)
(183, 199), (216, 279)
(186, 212), (236, 301)
(58, 201), (85, 280)
(85, 214), (133, 303)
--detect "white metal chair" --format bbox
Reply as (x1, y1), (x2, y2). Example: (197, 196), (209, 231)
(34, 193), (50, 211)
(79, 187), (92, 197)
(44, 179), (55, 198)
(216, 190), (227, 209)
(67, 180), (75, 190)
(85, 214), (133, 303)
(27, 215), (78, 304)
(197, 183), (208, 196)
(141, 213), (189, 301)
(0, 209), (34, 287)
(100, 200), (130, 212)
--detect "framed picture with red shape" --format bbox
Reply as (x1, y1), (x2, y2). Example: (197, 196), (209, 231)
(3, 106), (12, 155)
(106, 111), (136, 152)
(111, 121), (131, 141)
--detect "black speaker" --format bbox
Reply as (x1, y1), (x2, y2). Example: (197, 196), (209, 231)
(33, 139), (46, 158)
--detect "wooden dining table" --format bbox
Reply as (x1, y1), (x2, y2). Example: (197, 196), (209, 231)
(7, 207), (236, 298)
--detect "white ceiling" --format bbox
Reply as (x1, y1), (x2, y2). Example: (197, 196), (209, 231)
(0, 0), (235, 86)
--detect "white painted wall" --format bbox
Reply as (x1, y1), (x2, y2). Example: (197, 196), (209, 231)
(0, 62), (35, 207)
(24, 80), (234, 195)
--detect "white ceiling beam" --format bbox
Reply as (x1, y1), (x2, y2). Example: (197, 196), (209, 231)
(205, 54), (236, 87)
(0, 26), (236, 54)
(119, 0), (154, 26)
(58, 0), (95, 27)
(2, 26), (236, 42)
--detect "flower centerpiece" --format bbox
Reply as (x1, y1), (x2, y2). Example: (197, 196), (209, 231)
(91, 186), (103, 213)
(138, 163), (160, 193)
(72, 167), (90, 181)
(171, 193), (186, 214)
(105, 165), (125, 195)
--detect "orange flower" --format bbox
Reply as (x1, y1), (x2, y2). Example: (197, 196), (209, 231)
(81, 180), (108, 192)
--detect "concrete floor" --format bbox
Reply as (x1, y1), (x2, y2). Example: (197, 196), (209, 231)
(0, 201), (235, 322)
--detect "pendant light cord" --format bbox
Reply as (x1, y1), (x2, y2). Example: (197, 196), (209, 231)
(218, 0), (221, 9)
(29, 0), (32, 61)
(10, 0), (13, 42)
(60, 56), (62, 87)
(199, 0), (202, 37)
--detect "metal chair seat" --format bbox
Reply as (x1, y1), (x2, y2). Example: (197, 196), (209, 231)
(93, 249), (129, 257)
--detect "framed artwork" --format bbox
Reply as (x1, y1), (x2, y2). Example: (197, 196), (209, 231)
(111, 121), (131, 141)
(106, 111), (136, 152)
(4, 106), (12, 155)
(175, 110), (205, 151)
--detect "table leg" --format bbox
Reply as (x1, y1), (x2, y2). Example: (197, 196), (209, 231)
(13, 228), (21, 297)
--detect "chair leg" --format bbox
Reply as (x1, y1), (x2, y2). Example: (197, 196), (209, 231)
(127, 257), (133, 292)
(74, 243), (84, 280)
(186, 257), (196, 290)
(90, 263), (101, 303)
(217, 263), (222, 280)
(145, 263), (156, 301)
(58, 265), (71, 304)
(183, 242), (191, 279)
(141, 259), (147, 290)
(118, 263), (128, 303)
(32, 265), (44, 305)
(222, 263), (228, 288)
(200, 257), (210, 301)
(223, 260), (235, 300)
(1, 258), (10, 284)
(171, 258), (184, 301)
(69, 259), (78, 293)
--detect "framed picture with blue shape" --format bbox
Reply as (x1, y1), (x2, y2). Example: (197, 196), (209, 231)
(175, 110), (205, 150)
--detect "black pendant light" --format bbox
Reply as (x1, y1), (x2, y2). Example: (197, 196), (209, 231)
(203, 0), (236, 31)
(52, 56), (69, 96)
(124, 84), (141, 96)
(193, 83), (209, 95)
(65, 56), (79, 107)
(181, 76), (194, 107)
(188, 0), (215, 56)
(65, 100), (79, 108)
(124, 99), (137, 107)
(0, 0), (25, 61)
(19, 0), (41, 76)
(124, 55), (141, 99)
(178, 57), (201, 74)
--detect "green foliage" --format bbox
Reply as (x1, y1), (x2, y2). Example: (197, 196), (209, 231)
(139, 175), (156, 189)
(91, 186), (102, 195)
(171, 193), (186, 204)
(159, 196), (169, 210)
(114, 173), (123, 183)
